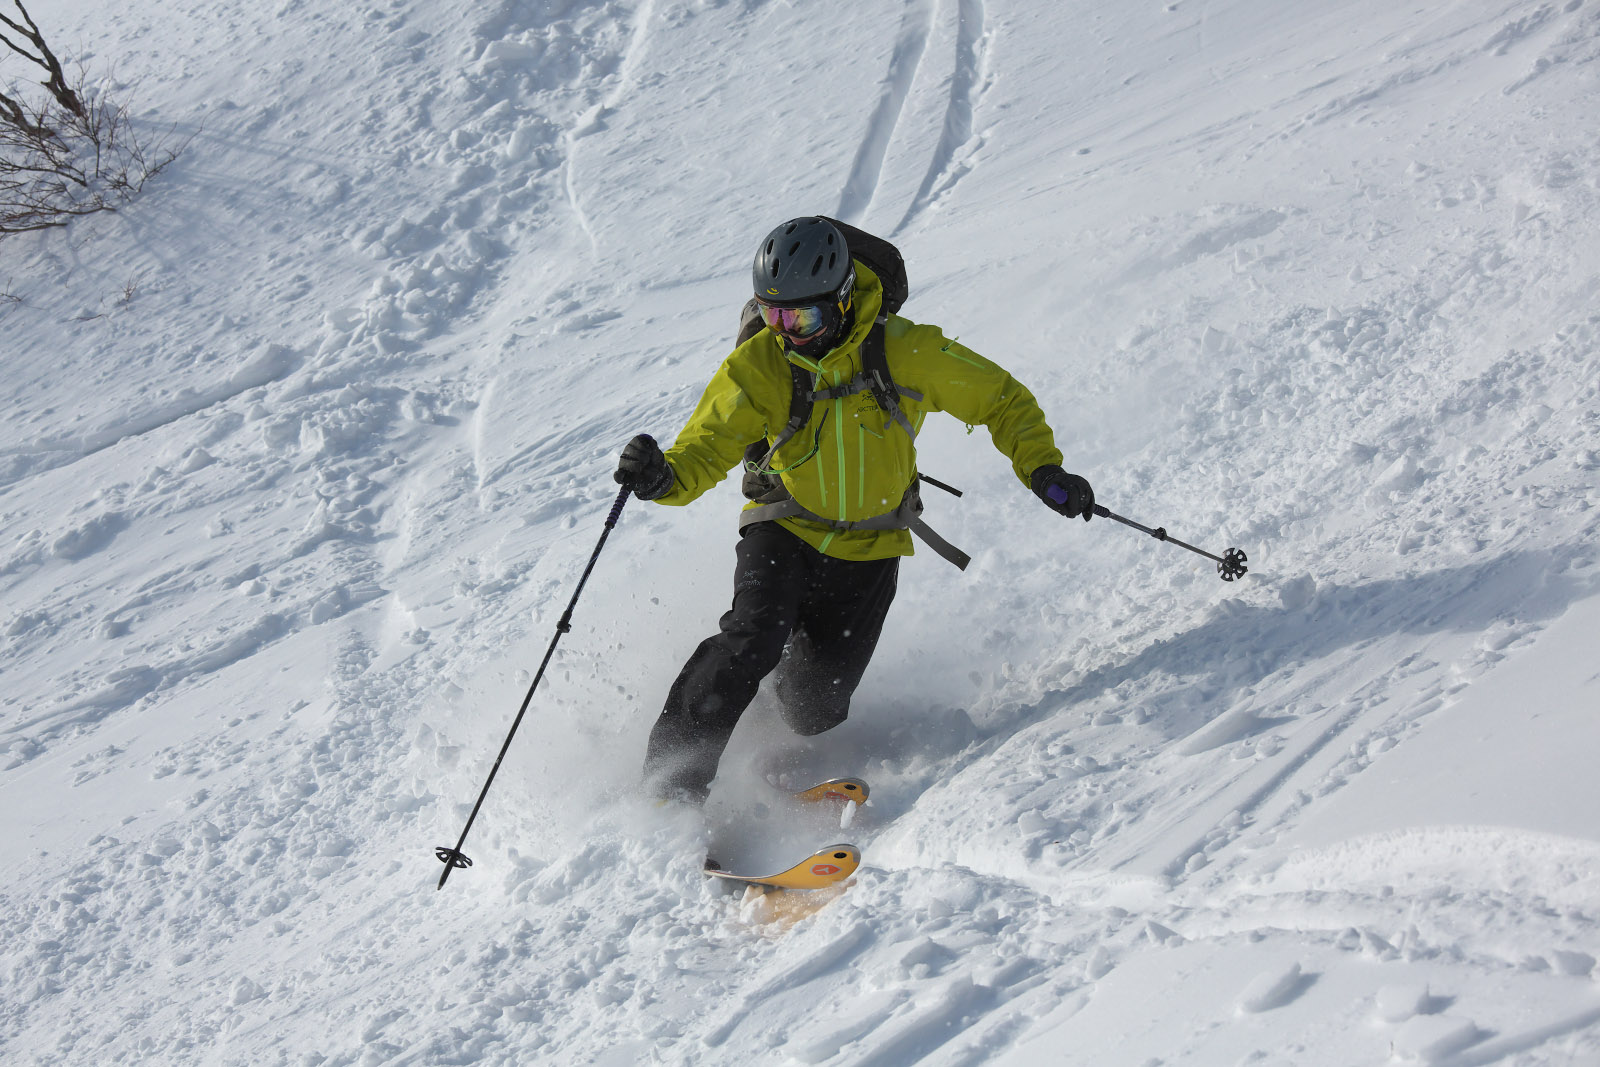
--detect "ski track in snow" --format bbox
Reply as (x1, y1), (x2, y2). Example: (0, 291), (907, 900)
(893, 0), (992, 234)
(2, 0), (1600, 1064)
(837, 0), (936, 224)
(838, 0), (994, 232)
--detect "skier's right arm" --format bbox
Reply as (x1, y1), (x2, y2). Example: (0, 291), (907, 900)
(646, 354), (770, 507)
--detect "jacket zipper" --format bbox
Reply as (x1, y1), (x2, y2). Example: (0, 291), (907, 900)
(834, 390), (847, 521)
(857, 425), (866, 510)
(789, 355), (828, 511)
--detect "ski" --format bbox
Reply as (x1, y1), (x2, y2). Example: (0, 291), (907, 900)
(790, 776), (869, 805)
(700, 778), (869, 891)
(703, 843), (861, 890)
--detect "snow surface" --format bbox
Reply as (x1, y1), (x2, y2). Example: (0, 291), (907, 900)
(3, 0), (1599, 1063)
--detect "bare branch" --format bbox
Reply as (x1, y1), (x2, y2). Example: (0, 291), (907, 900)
(1, 5), (183, 240)
(0, 86), (37, 132)
(0, 1), (83, 116)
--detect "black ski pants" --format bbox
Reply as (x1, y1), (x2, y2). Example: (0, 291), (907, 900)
(643, 521), (898, 801)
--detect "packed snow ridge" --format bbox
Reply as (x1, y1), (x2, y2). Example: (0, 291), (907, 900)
(2, 0), (1598, 1064)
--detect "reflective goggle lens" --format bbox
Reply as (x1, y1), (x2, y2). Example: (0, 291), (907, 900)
(757, 301), (827, 339)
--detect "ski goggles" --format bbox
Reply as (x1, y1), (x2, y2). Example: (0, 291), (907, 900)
(755, 300), (832, 340)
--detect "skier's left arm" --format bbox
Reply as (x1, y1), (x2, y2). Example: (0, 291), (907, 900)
(908, 327), (1065, 485)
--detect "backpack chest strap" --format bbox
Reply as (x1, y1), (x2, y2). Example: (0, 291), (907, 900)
(810, 374), (923, 436)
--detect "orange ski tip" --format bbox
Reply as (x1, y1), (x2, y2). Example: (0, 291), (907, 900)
(792, 777), (870, 804)
(805, 845), (860, 879)
(706, 843), (861, 890)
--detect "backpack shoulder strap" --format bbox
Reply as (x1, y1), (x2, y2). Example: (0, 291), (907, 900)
(861, 317), (919, 439)
(734, 299), (819, 475)
(784, 358), (814, 441)
(746, 358), (815, 474)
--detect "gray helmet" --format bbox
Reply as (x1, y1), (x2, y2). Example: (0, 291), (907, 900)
(753, 217), (853, 307)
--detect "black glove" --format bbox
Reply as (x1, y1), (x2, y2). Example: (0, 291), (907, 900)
(1030, 465), (1095, 521)
(614, 434), (674, 500)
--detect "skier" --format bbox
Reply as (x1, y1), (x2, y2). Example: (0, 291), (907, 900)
(614, 216), (1095, 803)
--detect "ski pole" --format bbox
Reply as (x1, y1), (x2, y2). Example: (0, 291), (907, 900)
(1046, 486), (1249, 582)
(434, 479), (634, 890)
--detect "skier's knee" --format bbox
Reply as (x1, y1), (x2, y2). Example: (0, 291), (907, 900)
(787, 705), (847, 736)
(776, 674), (850, 736)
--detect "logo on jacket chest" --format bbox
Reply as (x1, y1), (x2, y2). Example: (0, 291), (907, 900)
(844, 393), (883, 426)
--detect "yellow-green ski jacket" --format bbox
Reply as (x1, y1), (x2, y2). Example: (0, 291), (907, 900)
(655, 263), (1065, 562)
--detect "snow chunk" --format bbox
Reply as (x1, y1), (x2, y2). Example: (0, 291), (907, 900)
(1375, 983), (1431, 1023)
(478, 39), (542, 72)
(896, 937), (954, 979)
(840, 799), (858, 830)
(309, 587), (347, 624)
(64, 666), (161, 713)
(230, 977), (265, 1005)
(738, 886), (774, 925)
(1278, 574), (1316, 611)
(177, 447), (215, 473)
(50, 513), (125, 560)
(1392, 1015), (1479, 1062)
(1017, 811), (1050, 837)
(1372, 454), (1425, 494)
(1179, 707), (1267, 756)
(5, 609), (49, 637)
(1551, 949), (1596, 977)
(1236, 961), (1305, 1013)
(226, 343), (298, 392)
(1084, 945), (1115, 980)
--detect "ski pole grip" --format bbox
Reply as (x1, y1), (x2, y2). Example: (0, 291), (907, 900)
(1046, 485), (1102, 516)
(606, 483), (630, 527)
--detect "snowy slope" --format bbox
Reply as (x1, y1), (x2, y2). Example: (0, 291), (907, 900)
(2, 0), (1599, 1064)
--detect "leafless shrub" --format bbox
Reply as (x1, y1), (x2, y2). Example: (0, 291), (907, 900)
(2, 1), (184, 239)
